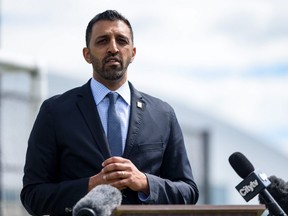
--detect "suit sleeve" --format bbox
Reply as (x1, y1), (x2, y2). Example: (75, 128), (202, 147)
(20, 100), (88, 216)
(142, 108), (199, 204)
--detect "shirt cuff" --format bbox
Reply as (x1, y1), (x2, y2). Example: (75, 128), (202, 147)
(138, 191), (150, 202)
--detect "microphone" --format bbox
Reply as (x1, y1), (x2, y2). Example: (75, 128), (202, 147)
(228, 152), (286, 216)
(259, 175), (288, 214)
(72, 184), (122, 216)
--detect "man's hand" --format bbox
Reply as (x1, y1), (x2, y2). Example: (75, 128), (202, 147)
(89, 157), (149, 195)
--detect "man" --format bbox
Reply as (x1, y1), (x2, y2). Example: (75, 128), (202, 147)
(21, 10), (199, 216)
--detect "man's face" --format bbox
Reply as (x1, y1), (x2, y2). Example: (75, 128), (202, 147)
(84, 20), (136, 85)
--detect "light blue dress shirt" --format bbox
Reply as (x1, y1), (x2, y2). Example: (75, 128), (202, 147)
(90, 78), (149, 201)
(90, 78), (131, 154)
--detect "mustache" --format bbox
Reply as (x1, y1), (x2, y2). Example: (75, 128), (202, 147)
(104, 54), (121, 63)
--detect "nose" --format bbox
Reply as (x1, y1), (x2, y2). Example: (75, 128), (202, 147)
(107, 39), (119, 55)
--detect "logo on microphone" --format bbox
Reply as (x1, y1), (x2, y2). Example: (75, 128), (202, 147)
(239, 179), (259, 196)
(235, 170), (271, 202)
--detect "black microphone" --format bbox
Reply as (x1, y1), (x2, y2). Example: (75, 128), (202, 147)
(228, 152), (286, 216)
(259, 175), (288, 215)
(72, 184), (122, 216)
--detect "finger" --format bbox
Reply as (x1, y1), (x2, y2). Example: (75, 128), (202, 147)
(102, 156), (124, 167)
(102, 164), (120, 174)
(103, 170), (126, 181)
(110, 179), (128, 191)
(113, 185), (127, 191)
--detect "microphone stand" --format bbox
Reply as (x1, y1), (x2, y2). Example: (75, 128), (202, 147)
(260, 190), (287, 216)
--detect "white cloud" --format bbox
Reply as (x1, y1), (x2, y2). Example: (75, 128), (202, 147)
(3, 0), (288, 73)
(2, 0), (288, 153)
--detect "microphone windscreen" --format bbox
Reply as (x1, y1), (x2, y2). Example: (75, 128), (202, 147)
(259, 175), (288, 214)
(73, 184), (122, 216)
(228, 152), (255, 179)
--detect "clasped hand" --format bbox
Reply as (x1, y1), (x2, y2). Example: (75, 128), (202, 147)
(89, 157), (149, 195)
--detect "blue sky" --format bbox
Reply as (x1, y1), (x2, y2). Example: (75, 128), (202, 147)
(1, 0), (288, 154)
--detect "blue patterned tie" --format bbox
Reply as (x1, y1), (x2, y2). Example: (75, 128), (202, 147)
(107, 92), (122, 156)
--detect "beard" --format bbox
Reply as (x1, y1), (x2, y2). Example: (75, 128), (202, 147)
(90, 53), (130, 81)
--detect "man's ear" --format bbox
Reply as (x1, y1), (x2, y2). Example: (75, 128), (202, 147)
(83, 47), (91, 64)
(130, 47), (136, 63)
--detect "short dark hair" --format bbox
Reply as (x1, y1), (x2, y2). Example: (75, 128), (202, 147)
(85, 10), (134, 47)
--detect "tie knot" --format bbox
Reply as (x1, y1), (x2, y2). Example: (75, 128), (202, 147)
(108, 92), (118, 104)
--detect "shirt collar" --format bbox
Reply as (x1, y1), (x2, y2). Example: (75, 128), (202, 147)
(90, 78), (131, 105)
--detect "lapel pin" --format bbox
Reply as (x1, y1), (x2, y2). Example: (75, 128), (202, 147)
(137, 101), (143, 109)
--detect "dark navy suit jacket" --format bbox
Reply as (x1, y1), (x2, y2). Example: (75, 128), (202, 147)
(21, 80), (199, 216)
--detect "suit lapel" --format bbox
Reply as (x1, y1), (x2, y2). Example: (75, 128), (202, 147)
(76, 80), (111, 159)
(123, 83), (145, 158)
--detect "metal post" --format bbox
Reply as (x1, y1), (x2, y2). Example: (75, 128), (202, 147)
(202, 130), (210, 204)
(0, 73), (3, 216)
(0, 1), (3, 214)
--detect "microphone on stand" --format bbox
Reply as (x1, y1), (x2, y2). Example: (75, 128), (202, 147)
(228, 152), (286, 216)
(72, 184), (122, 216)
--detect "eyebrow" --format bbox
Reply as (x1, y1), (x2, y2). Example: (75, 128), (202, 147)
(95, 33), (130, 42)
